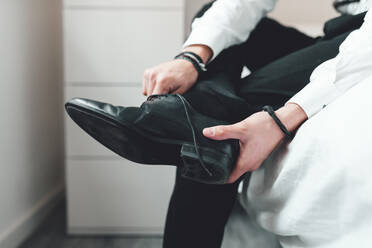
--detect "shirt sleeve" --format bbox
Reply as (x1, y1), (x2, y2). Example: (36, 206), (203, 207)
(287, 10), (372, 118)
(183, 0), (277, 61)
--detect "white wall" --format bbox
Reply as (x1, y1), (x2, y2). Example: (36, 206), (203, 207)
(184, 0), (210, 36)
(0, 1), (64, 247)
(269, 0), (338, 36)
(271, 0), (338, 23)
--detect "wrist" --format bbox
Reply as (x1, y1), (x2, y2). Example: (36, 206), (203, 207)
(265, 115), (286, 140)
(275, 103), (308, 132)
(183, 45), (213, 64)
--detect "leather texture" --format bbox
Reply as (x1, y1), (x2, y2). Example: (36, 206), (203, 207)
(65, 94), (240, 184)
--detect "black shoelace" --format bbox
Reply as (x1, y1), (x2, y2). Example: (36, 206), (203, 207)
(147, 94), (213, 176)
(175, 94), (213, 176)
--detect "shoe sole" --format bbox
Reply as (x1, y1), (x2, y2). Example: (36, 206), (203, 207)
(66, 103), (232, 184)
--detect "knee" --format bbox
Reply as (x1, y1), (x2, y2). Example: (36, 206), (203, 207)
(192, 77), (218, 95)
(253, 17), (281, 33)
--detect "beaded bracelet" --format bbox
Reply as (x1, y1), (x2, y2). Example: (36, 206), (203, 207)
(176, 51), (204, 64)
(174, 52), (207, 75)
(262, 105), (295, 140)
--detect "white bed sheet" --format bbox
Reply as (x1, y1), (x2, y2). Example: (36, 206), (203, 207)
(232, 75), (372, 248)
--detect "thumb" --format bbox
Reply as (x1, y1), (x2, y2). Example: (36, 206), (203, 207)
(227, 156), (245, 184)
(203, 124), (242, 140)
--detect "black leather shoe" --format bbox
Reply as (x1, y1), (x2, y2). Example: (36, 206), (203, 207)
(65, 94), (239, 184)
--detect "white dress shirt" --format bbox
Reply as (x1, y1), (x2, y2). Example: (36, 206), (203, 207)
(183, 0), (371, 118)
(289, 10), (372, 117)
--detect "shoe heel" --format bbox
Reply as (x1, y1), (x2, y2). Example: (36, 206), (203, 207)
(180, 144), (232, 184)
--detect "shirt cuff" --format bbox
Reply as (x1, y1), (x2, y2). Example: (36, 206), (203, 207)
(183, 25), (228, 62)
(286, 79), (343, 118)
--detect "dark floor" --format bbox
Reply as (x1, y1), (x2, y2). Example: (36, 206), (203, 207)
(19, 202), (162, 248)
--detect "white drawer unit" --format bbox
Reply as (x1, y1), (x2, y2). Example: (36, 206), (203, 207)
(64, 2), (184, 84)
(66, 160), (175, 235)
(64, 0), (183, 235)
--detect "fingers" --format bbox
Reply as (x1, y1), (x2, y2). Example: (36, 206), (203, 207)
(152, 81), (167, 95)
(152, 74), (170, 95)
(147, 80), (156, 95)
(142, 69), (150, 96)
(147, 70), (157, 95)
(142, 60), (198, 96)
(203, 123), (243, 140)
(143, 69), (169, 96)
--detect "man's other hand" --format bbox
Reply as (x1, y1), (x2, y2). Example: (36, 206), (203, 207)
(203, 103), (308, 183)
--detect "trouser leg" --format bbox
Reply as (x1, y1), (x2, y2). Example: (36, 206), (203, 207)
(163, 170), (240, 248)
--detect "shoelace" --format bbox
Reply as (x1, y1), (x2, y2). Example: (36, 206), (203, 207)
(148, 94), (212, 176)
(175, 94), (213, 177)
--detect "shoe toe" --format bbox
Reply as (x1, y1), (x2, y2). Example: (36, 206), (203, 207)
(65, 97), (138, 120)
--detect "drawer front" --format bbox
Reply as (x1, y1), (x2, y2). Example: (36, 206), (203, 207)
(66, 159), (175, 234)
(64, 0), (184, 8)
(64, 9), (184, 84)
(65, 85), (146, 157)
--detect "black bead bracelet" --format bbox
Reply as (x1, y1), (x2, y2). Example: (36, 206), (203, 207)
(176, 51), (204, 64)
(174, 52), (207, 76)
(262, 105), (295, 140)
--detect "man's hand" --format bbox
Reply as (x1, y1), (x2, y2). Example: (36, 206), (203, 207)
(142, 60), (198, 96)
(142, 45), (213, 96)
(203, 103), (308, 183)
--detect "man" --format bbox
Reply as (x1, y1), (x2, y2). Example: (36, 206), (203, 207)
(66, 0), (372, 247)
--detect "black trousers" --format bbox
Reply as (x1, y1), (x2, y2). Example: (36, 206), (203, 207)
(163, 3), (366, 247)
